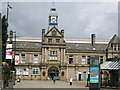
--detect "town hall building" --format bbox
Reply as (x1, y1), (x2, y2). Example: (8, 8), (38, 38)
(9, 3), (120, 81)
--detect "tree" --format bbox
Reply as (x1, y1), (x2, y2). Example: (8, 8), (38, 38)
(2, 15), (8, 62)
(2, 15), (11, 87)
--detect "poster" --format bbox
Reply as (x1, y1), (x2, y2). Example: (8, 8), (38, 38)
(6, 44), (12, 59)
(15, 55), (20, 65)
(90, 67), (99, 83)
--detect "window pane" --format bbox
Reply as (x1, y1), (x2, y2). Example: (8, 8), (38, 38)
(82, 56), (86, 64)
(48, 39), (52, 43)
(56, 39), (60, 43)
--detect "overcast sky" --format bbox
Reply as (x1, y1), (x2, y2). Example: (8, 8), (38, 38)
(2, 1), (118, 39)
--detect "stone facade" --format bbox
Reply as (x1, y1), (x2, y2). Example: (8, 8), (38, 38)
(12, 28), (120, 81)
(11, 3), (120, 81)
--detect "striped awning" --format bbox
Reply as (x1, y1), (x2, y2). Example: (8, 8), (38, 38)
(100, 61), (120, 70)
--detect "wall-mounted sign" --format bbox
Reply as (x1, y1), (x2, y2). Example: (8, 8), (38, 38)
(15, 55), (20, 65)
(6, 44), (12, 59)
(90, 67), (99, 83)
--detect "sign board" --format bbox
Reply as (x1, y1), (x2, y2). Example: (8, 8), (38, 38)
(6, 44), (12, 59)
(15, 55), (20, 65)
(90, 67), (99, 83)
(89, 56), (100, 90)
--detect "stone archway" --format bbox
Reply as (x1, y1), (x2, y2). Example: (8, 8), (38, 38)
(48, 66), (59, 79)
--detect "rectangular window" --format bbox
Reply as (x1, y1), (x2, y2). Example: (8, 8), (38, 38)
(100, 56), (103, 64)
(49, 51), (57, 60)
(56, 39), (60, 43)
(114, 44), (117, 51)
(32, 68), (40, 75)
(68, 55), (73, 64)
(33, 54), (38, 63)
(21, 54), (25, 63)
(48, 39), (52, 43)
(81, 56), (86, 64)
(87, 56), (90, 64)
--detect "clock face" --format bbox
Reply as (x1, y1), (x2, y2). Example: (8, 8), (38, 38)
(52, 18), (56, 23)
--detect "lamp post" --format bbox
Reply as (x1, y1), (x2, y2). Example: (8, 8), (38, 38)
(7, 2), (12, 24)
(2, 2), (12, 89)
(12, 31), (16, 85)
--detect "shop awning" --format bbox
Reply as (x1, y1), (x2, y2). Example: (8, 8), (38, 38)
(100, 61), (120, 70)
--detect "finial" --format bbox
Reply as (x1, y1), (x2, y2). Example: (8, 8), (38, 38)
(51, 1), (55, 9)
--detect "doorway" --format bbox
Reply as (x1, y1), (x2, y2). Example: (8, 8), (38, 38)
(48, 66), (59, 80)
(78, 74), (81, 81)
(83, 72), (87, 80)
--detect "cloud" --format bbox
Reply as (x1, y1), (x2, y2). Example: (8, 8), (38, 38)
(2, 2), (118, 39)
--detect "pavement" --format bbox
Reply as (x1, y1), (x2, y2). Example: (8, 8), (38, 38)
(13, 80), (88, 88)
(2, 80), (118, 90)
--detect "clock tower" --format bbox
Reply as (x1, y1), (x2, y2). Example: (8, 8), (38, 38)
(48, 2), (58, 30)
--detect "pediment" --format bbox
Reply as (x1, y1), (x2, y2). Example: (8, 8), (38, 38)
(45, 27), (62, 37)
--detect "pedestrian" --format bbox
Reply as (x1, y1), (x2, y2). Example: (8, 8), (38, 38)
(17, 75), (21, 82)
(69, 77), (73, 85)
(67, 77), (70, 83)
(53, 76), (57, 84)
(47, 77), (50, 80)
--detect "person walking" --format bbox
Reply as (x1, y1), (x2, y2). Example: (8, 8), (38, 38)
(17, 75), (21, 82)
(53, 76), (57, 84)
(69, 77), (73, 85)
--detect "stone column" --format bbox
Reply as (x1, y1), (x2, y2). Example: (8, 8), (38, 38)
(28, 66), (32, 80)
(64, 49), (66, 64)
(45, 48), (47, 63)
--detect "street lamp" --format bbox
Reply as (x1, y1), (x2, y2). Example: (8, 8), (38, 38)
(2, 2), (12, 89)
(7, 2), (12, 24)
(12, 31), (16, 85)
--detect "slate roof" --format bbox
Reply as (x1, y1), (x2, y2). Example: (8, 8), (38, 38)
(13, 41), (42, 51)
(13, 41), (107, 53)
(66, 43), (107, 53)
(106, 35), (120, 49)
(109, 35), (120, 44)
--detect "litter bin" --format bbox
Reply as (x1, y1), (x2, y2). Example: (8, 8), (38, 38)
(8, 80), (13, 88)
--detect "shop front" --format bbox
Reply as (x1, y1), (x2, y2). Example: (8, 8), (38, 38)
(101, 60), (119, 87)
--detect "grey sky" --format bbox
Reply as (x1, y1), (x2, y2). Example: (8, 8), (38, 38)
(2, 2), (118, 39)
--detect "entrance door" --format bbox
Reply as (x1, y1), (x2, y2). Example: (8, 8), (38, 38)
(83, 72), (87, 80)
(48, 66), (59, 80)
(78, 74), (81, 81)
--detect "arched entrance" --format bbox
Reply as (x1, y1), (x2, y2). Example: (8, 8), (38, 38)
(48, 66), (59, 79)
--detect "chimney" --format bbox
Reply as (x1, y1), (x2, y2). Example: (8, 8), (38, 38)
(91, 34), (95, 50)
(61, 29), (64, 37)
(9, 30), (13, 43)
(42, 29), (45, 42)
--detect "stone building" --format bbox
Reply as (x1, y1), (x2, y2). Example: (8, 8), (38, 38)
(10, 3), (120, 81)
